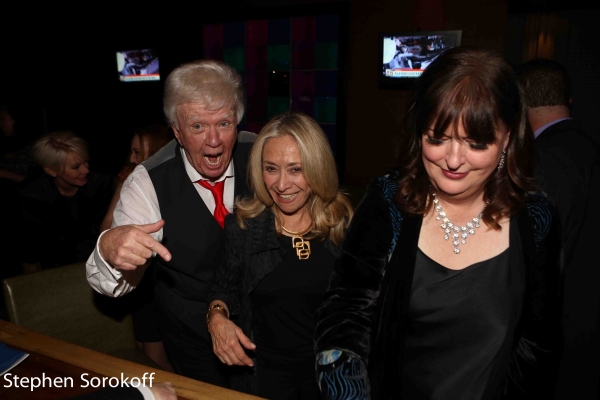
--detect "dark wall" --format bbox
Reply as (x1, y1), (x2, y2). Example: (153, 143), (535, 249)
(4, 1), (594, 185)
(1, 10), (195, 176)
(1, 2), (347, 177)
(505, 7), (600, 142)
(342, 0), (512, 186)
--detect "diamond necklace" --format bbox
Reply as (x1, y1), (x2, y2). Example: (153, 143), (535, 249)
(431, 191), (489, 254)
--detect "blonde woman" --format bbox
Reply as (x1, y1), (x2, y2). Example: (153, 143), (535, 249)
(18, 130), (112, 273)
(207, 111), (353, 399)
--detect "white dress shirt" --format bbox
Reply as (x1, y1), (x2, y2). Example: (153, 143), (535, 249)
(137, 385), (155, 400)
(86, 145), (235, 297)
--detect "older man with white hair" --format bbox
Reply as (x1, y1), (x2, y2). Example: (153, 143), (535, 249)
(86, 59), (256, 388)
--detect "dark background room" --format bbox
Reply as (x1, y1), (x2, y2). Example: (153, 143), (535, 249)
(0, 1), (598, 397)
(1, 0), (598, 190)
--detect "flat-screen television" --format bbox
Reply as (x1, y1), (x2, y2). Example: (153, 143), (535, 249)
(379, 30), (462, 90)
(116, 49), (160, 82)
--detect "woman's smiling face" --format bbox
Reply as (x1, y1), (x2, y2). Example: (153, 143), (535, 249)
(262, 135), (312, 217)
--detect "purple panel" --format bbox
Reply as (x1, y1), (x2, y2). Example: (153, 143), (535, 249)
(291, 71), (315, 97)
(203, 24), (224, 60)
(292, 43), (315, 69)
(245, 72), (269, 122)
(246, 20), (268, 45)
(315, 71), (337, 97)
(292, 16), (316, 43)
(268, 18), (291, 45)
(291, 96), (315, 117)
(316, 15), (339, 42)
(246, 21), (268, 71)
(246, 45), (268, 71)
(224, 22), (245, 47)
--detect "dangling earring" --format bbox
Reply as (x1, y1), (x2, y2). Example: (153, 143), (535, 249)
(497, 150), (506, 171)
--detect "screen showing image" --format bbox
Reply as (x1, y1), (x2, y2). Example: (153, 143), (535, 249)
(116, 49), (160, 82)
(380, 31), (461, 86)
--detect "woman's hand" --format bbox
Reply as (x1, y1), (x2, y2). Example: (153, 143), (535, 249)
(208, 313), (256, 367)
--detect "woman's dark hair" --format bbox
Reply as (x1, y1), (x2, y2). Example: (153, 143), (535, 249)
(135, 123), (173, 161)
(394, 46), (536, 229)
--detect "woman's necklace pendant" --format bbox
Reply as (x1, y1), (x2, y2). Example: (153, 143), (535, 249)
(431, 192), (487, 254)
(281, 225), (311, 260)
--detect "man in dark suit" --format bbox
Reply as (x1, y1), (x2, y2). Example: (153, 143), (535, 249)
(518, 58), (600, 400)
(86, 60), (256, 388)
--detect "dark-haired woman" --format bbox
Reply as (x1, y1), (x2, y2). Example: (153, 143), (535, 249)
(314, 46), (562, 400)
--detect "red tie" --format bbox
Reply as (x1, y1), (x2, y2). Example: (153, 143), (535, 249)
(197, 180), (229, 229)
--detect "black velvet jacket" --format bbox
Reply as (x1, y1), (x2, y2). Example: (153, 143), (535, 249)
(208, 209), (340, 394)
(314, 169), (563, 399)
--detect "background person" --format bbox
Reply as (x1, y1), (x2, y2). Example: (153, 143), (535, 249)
(100, 123), (173, 232)
(86, 60), (256, 388)
(99, 122), (174, 372)
(0, 104), (38, 183)
(18, 130), (112, 273)
(0, 104), (40, 282)
(517, 58), (600, 400)
(314, 47), (562, 399)
(206, 111), (353, 398)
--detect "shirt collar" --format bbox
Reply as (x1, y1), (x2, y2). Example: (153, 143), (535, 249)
(180, 147), (235, 183)
(534, 117), (571, 139)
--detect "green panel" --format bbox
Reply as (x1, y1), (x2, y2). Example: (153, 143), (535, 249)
(315, 43), (338, 69)
(223, 47), (245, 71)
(268, 45), (291, 70)
(314, 97), (337, 123)
(268, 97), (290, 119)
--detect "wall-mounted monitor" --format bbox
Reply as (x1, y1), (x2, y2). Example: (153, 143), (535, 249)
(116, 49), (160, 82)
(378, 30), (462, 90)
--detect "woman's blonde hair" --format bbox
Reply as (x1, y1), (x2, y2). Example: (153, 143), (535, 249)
(236, 111), (353, 245)
(31, 130), (89, 171)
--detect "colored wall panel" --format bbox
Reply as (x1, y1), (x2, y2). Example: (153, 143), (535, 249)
(223, 22), (245, 47)
(268, 18), (291, 44)
(268, 96), (290, 119)
(246, 20), (269, 46)
(268, 45), (291, 70)
(292, 43), (315, 69)
(316, 15), (339, 42)
(315, 43), (338, 69)
(292, 16), (316, 43)
(203, 14), (339, 148)
(223, 47), (245, 72)
(314, 96), (337, 124)
(315, 71), (337, 97)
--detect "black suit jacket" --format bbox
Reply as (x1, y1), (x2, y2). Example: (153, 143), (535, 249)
(534, 118), (600, 400)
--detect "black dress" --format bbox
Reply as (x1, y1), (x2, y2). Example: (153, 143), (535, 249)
(251, 235), (333, 399)
(401, 248), (512, 400)
(208, 210), (341, 397)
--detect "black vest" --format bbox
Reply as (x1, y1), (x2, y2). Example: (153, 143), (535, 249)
(144, 135), (254, 302)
